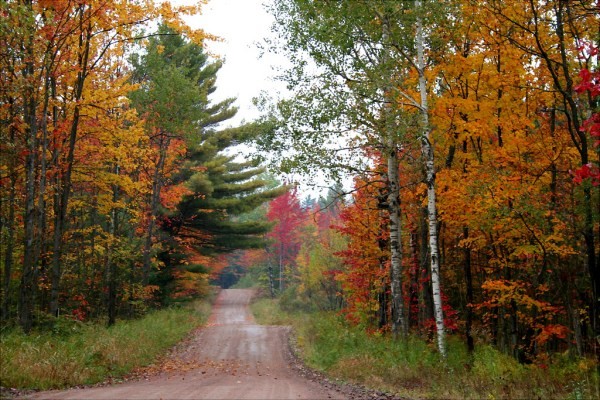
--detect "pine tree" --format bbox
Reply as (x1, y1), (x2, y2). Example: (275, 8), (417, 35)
(130, 26), (284, 294)
(172, 152), (286, 255)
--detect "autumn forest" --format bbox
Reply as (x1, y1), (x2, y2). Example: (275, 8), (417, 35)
(1, 0), (599, 394)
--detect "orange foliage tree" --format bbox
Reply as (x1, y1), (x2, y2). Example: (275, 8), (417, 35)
(0, 0), (207, 330)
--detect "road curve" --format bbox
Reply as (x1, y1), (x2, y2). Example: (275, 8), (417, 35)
(28, 289), (344, 400)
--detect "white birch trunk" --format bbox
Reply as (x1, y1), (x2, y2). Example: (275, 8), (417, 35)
(416, 0), (446, 358)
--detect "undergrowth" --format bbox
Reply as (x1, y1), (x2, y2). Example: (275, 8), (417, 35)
(0, 300), (210, 390)
(252, 297), (599, 400)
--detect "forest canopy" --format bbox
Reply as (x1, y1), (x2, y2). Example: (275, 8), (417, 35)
(0, 0), (282, 331)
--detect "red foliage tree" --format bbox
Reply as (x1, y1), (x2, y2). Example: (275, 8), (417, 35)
(572, 52), (600, 186)
(333, 174), (390, 328)
(266, 186), (307, 291)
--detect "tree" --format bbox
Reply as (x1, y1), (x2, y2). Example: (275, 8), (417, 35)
(295, 199), (346, 312)
(266, 187), (307, 292)
(334, 172), (391, 327)
(479, 0), (599, 364)
(572, 56), (600, 187)
(263, 0), (449, 353)
(130, 27), (285, 300)
(170, 154), (285, 255)
(0, 0), (207, 331)
(130, 25), (217, 284)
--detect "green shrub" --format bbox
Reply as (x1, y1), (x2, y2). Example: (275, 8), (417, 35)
(279, 286), (316, 313)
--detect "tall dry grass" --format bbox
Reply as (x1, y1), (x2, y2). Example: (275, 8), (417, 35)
(1, 301), (209, 390)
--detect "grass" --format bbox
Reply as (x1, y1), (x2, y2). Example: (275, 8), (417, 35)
(251, 297), (296, 325)
(0, 300), (211, 390)
(251, 296), (599, 400)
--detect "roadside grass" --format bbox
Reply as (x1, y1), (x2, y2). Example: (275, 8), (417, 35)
(250, 297), (296, 326)
(0, 300), (210, 390)
(251, 296), (599, 400)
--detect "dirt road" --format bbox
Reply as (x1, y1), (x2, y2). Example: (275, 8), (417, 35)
(29, 289), (345, 399)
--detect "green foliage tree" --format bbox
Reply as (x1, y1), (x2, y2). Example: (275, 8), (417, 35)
(172, 153), (285, 255)
(130, 26), (284, 299)
(129, 25), (227, 284)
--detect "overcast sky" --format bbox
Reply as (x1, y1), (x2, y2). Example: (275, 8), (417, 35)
(176, 0), (335, 197)
(184, 0), (288, 126)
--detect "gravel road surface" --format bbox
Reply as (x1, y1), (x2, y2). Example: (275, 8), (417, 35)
(27, 289), (345, 400)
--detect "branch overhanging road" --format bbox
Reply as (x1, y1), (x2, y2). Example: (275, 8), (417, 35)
(28, 289), (345, 400)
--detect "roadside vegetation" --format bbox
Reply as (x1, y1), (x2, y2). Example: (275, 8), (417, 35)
(252, 294), (598, 400)
(252, 0), (600, 389)
(0, 299), (211, 390)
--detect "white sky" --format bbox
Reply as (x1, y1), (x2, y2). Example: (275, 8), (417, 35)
(174, 0), (336, 198)
(182, 0), (288, 126)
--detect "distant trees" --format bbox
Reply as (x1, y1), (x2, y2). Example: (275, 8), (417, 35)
(266, 187), (306, 292)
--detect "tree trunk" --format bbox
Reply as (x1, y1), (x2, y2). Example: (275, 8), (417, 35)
(419, 207), (433, 330)
(463, 227), (474, 357)
(267, 258), (275, 298)
(38, 70), (51, 313)
(423, 139), (446, 358)
(2, 100), (17, 320)
(408, 230), (420, 329)
(380, 16), (407, 339)
(106, 235), (117, 326)
(107, 165), (120, 326)
(416, 0), (446, 358)
(387, 141), (407, 338)
(378, 208), (389, 329)
(569, 300), (584, 357)
(265, 245), (275, 298)
(49, 9), (92, 317)
(279, 242), (284, 293)
(19, 10), (38, 331)
(142, 135), (169, 285)
(2, 172), (16, 321)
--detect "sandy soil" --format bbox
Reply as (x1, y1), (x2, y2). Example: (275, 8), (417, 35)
(25, 289), (345, 400)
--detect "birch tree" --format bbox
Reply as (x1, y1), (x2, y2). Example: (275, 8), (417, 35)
(264, 0), (448, 353)
(415, 0), (446, 358)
